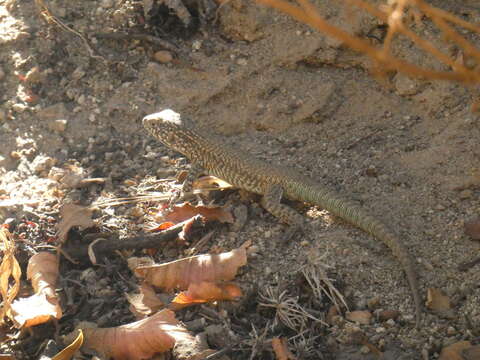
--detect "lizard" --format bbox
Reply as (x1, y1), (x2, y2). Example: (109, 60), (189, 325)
(142, 109), (422, 327)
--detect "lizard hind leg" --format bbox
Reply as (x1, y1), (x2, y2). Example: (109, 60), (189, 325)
(261, 184), (305, 242)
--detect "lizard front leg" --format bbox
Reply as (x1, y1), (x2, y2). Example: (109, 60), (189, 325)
(261, 184), (305, 241)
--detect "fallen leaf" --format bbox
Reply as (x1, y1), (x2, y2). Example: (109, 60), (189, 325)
(11, 252), (62, 327)
(161, 203), (234, 224)
(378, 310), (400, 322)
(439, 341), (472, 360)
(147, 222), (175, 232)
(52, 329), (84, 360)
(76, 309), (214, 360)
(272, 338), (297, 360)
(0, 229), (21, 323)
(346, 310), (372, 325)
(170, 281), (242, 310)
(192, 176), (233, 191)
(465, 217), (480, 240)
(134, 247), (247, 292)
(126, 283), (165, 319)
(56, 204), (95, 243)
(426, 288), (452, 312)
(463, 345), (480, 360)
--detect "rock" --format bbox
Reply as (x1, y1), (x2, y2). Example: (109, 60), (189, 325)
(459, 189), (473, 200)
(153, 51), (173, 63)
(100, 0), (114, 8)
(0, 66), (5, 80)
(48, 119), (67, 133)
(25, 66), (44, 84)
(31, 155), (56, 174)
(394, 73), (422, 96)
(346, 310), (372, 325)
(37, 103), (67, 121)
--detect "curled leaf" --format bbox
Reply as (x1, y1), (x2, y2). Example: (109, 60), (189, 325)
(52, 329), (84, 360)
(134, 247), (247, 291)
(193, 176), (233, 191)
(78, 309), (213, 360)
(126, 283), (165, 319)
(56, 204), (95, 243)
(11, 252), (62, 327)
(170, 282), (242, 310)
(0, 229), (21, 323)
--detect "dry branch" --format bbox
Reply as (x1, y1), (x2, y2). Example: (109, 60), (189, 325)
(256, 0), (480, 85)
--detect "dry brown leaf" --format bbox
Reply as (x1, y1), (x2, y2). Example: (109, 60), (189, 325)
(78, 309), (213, 360)
(52, 329), (84, 360)
(170, 281), (242, 310)
(11, 252), (62, 327)
(465, 217), (480, 240)
(126, 283), (165, 319)
(0, 228), (21, 324)
(426, 288), (452, 312)
(439, 341), (472, 360)
(161, 203), (234, 224)
(272, 337), (297, 360)
(463, 345), (480, 360)
(192, 176), (233, 191)
(56, 204), (95, 243)
(346, 310), (372, 325)
(134, 247), (247, 291)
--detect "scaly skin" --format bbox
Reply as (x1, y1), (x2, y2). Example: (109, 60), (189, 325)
(143, 109), (422, 327)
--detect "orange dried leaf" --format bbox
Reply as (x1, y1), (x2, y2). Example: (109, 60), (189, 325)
(163, 203), (234, 224)
(147, 222), (175, 232)
(135, 247), (247, 291)
(0, 229), (21, 324)
(170, 282), (242, 310)
(272, 338), (297, 360)
(56, 204), (95, 243)
(439, 341), (472, 360)
(126, 283), (165, 319)
(79, 309), (212, 360)
(426, 288), (452, 312)
(11, 252), (62, 327)
(52, 329), (84, 360)
(465, 217), (480, 240)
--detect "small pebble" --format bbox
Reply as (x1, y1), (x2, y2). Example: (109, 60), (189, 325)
(154, 51), (173, 63)
(192, 40), (202, 51)
(459, 189), (472, 200)
(48, 119), (67, 133)
(100, 0), (114, 8)
(0, 66), (5, 80)
(346, 310), (372, 325)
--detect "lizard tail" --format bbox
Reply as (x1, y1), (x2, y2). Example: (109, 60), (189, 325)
(291, 181), (422, 327)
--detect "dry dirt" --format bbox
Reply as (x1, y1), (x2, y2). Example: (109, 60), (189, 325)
(1, 0), (480, 359)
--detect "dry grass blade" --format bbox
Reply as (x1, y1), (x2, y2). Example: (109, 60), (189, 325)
(301, 264), (348, 312)
(259, 286), (327, 332)
(34, 0), (104, 61)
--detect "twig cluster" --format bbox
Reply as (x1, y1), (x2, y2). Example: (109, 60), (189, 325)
(256, 0), (480, 85)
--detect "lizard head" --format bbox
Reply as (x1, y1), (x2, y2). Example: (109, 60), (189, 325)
(143, 109), (193, 156)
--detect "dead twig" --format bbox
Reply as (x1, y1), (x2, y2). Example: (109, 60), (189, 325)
(256, 0), (480, 85)
(62, 215), (205, 261)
